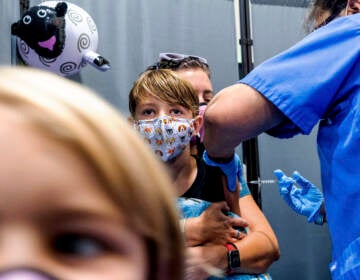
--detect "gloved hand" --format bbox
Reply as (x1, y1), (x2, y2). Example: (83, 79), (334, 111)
(273, 169), (324, 223)
(203, 151), (245, 192)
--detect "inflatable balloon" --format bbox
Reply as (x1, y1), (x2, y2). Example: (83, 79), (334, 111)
(11, 1), (110, 76)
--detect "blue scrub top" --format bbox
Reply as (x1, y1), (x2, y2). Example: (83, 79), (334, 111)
(240, 14), (360, 263)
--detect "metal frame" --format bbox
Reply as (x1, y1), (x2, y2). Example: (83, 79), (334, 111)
(251, 0), (311, 7)
(237, 0), (262, 208)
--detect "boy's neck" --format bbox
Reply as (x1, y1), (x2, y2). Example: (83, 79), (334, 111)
(167, 152), (198, 196)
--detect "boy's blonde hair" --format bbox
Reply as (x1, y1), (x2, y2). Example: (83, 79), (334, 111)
(0, 66), (184, 280)
(129, 69), (199, 118)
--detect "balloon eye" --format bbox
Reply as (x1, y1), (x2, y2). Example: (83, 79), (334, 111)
(23, 15), (32, 24)
(37, 9), (47, 18)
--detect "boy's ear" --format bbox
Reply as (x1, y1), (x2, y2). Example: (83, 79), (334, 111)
(192, 115), (203, 134)
(348, 0), (360, 14)
(127, 116), (135, 125)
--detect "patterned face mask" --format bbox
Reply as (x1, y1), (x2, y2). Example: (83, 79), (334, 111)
(134, 115), (195, 162)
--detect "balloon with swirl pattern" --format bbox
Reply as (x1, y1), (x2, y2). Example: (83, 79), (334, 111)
(11, 1), (110, 76)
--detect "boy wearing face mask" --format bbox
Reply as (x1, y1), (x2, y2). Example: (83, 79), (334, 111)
(129, 69), (279, 279)
(129, 69), (236, 204)
(147, 52), (214, 157)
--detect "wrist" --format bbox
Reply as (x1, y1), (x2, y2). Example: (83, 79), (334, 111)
(205, 151), (235, 164)
(314, 213), (325, 225)
(314, 203), (326, 225)
(225, 242), (241, 274)
(179, 218), (187, 234)
(184, 217), (204, 246)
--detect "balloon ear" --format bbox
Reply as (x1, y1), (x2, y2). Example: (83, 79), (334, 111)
(55, 2), (68, 17)
(11, 22), (19, 35)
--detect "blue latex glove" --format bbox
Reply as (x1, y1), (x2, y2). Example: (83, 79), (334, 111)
(273, 169), (324, 223)
(203, 151), (245, 192)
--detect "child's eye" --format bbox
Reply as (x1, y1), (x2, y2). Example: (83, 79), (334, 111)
(141, 109), (155, 116)
(52, 233), (110, 258)
(170, 109), (182, 115)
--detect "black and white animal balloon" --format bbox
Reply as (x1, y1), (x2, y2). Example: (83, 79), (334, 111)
(11, 1), (110, 76)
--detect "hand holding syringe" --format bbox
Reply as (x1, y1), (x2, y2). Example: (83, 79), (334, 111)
(249, 172), (325, 225)
(273, 170), (325, 224)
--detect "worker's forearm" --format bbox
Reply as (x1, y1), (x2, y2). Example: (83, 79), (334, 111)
(203, 83), (284, 158)
(234, 230), (280, 274)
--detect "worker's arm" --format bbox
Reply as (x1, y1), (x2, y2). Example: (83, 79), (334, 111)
(203, 83), (284, 159)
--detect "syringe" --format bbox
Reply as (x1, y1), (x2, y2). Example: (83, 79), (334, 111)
(248, 178), (276, 186)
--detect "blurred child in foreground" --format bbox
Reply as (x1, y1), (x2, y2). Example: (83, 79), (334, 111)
(0, 66), (183, 280)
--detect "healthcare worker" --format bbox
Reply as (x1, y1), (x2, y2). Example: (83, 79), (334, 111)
(202, 0), (360, 279)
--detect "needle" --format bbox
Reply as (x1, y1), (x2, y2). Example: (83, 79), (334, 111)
(248, 178), (276, 185)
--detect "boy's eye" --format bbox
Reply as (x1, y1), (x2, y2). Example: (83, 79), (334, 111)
(142, 109), (155, 116)
(170, 109), (182, 115)
(52, 233), (109, 258)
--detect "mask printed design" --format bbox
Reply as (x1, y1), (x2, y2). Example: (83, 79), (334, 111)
(134, 116), (195, 161)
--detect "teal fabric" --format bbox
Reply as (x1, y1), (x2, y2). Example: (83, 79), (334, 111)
(208, 273), (272, 280)
(177, 197), (272, 279)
